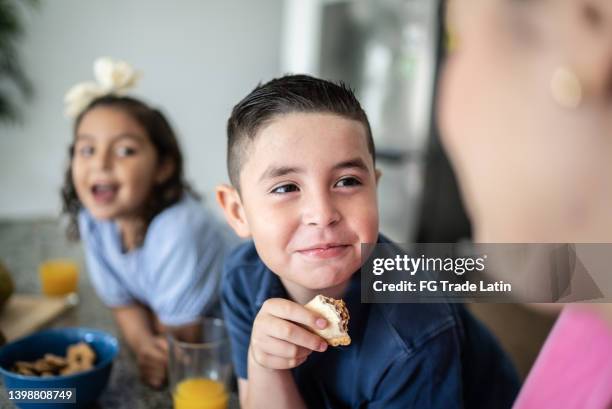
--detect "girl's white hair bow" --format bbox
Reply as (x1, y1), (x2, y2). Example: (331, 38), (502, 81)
(64, 57), (141, 118)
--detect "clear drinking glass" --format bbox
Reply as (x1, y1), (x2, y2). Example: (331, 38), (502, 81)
(168, 318), (232, 409)
(39, 259), (79, 296)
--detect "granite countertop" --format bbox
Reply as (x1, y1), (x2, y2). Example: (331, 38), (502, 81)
(0, 219), (239, 409)
(0, 286), (175, 409)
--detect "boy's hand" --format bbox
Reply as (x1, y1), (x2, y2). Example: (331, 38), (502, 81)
(135, 335), (168, 388)
(250, 298), (329, 370)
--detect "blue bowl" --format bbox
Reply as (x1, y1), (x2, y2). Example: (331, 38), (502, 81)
(0, 327), (119, 409)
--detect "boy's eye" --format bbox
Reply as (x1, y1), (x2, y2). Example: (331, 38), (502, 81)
(77, 145), (94, 157)
(335, 177), (362, 188)
(271, 184), (299, 194)
(116, 146), (137, 157)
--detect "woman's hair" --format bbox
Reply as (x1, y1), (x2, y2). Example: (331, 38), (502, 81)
(61, 95), (198, 241)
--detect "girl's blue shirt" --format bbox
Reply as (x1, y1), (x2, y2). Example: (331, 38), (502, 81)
(78, 194), (239, 326)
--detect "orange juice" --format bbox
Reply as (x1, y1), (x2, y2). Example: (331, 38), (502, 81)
(39, 260), (79, 296)
(173, 378), (228, 409)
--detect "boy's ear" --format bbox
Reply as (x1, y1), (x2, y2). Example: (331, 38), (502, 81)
(375, 168), (382, 185)
(215, 184), (251, 238)
(155, 158), (175, 184)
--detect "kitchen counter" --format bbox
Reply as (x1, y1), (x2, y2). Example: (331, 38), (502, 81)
(0, 219), (239, 408)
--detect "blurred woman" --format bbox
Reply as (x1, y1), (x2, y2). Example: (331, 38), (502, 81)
(439, 0), (612, 407)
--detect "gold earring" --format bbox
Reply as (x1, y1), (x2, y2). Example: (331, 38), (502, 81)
(550, 66), (583, 109)
(446, 29), (459, 53)
(445, 0), (459, 53)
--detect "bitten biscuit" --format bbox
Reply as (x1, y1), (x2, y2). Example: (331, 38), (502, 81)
(304, 295), (351, 347)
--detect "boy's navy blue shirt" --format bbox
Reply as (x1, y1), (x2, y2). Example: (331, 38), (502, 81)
(221, 237), (520, 409)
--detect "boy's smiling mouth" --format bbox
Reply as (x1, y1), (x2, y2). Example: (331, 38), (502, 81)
(296, 243), (351, 259)
(91, 183), (119, 204)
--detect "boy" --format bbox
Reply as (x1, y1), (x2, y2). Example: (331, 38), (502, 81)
(216, 75), (519, 408)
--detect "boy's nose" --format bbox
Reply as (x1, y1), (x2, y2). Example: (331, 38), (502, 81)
(302, 194), (341, 227)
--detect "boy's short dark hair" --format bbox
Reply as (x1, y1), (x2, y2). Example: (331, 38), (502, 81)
(226, 74), (375, 190)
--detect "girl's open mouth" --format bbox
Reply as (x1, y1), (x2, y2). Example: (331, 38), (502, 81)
(91, 184), (119, 204)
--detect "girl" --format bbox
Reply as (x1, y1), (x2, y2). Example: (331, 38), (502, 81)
(61, 58), (237, 388)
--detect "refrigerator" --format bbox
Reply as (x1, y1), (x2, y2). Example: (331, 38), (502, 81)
(281, 0), (470, 243)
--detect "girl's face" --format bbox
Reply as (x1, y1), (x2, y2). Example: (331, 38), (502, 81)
(72, 106), (162, 221)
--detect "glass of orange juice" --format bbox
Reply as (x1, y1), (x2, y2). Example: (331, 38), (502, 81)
(168, 318), (232, 409)
(39, 259), (79, 296)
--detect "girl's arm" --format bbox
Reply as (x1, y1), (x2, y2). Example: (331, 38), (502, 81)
(113, 304), (157, 346)
(156, 321), (202, 343)
(112, 304), (168, 388)
(113, 304), (209, 387)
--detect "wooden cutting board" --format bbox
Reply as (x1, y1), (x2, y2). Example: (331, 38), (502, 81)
(0, 294), (74, 342)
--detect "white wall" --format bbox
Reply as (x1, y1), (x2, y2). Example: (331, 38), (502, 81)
(0, 0), (283, 218)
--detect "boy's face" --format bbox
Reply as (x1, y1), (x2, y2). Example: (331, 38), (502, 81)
(227, 112), (379, 292)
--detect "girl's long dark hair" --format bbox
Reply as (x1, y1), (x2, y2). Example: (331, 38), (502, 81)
(61, 95), (198, 242)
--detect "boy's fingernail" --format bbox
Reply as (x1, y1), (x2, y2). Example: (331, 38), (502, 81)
(319, 342), (328, 352)
(316, 318), (327, 329)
